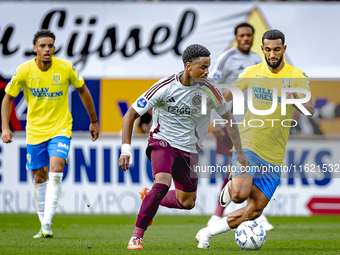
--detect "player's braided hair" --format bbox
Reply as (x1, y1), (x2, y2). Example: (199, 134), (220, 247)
(262, 29), (285, 45)
(33, 29), (55, 45)
(182, 44), (210, 65)
(234, 23), (255, 35)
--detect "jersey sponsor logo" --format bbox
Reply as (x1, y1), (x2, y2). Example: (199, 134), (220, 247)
(158, 140), (168, 147)
(253, 87), (281, 103)
(137, 98), (147, 108)
(192, 95), (202, 106)
(52, 74), (61, 85)
(168, 106), (198, 115)
(29, 87), (63, 98)
(166, 97), (175, 103)
(255, 75), (268, 78)
(58, 142), (69, 150)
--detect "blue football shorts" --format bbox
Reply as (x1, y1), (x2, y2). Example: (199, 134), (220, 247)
(230, 149), (281, 200)
(26, 136), (71, 171)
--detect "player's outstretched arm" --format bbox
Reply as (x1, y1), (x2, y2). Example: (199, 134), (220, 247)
(221, 111), (249, 169)
(1, 94), (15, 143)
(76, 84), (100, 141)
(119, 107), (140, 171)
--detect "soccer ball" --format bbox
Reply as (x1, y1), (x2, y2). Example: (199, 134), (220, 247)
(235, 221), (266, 250)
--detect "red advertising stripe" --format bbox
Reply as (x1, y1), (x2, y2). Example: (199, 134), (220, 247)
(306, 197), (340, 215)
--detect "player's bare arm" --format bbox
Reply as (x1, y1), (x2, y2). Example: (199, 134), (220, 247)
(221, 111), (249, 168)
(75, 84), (100, 141)
(212, 124), (225, 141)
(286, 91), (315, 116)
(1, 94), (15, 143)
(222, 89), (233, 103)
(119, 107), (140, 171)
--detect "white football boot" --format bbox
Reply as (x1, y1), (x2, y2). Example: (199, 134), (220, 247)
(195, 228), (212, 249)
(255, 214), (274, 231)
(219, 181), (232, 208)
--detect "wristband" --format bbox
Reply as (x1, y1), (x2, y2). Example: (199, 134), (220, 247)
(121, 143), (133, 167)
(91, 120), (98, 123)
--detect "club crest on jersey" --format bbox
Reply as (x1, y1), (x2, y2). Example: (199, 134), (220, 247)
(53, 74), (61, 85)
(192, 95), (202, 106)
(137, 98), (147, 108)
(158, 140), (168, 148)
(282, 78), (291, 87)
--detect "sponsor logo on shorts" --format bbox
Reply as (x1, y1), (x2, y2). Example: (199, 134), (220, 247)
(57, 149), (68, 155)
(58, 142), (69, 151)
(137, 98), (147, 108)
(159, 140), (168, 147)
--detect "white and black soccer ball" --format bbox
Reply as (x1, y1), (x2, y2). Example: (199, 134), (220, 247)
(235, 221), (266, 250)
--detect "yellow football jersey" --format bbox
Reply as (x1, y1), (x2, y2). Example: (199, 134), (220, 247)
(5, 57), (84, 145)
(232, 63), (311, 165)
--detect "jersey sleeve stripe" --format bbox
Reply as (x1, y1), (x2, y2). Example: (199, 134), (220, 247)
(203, 83), (223, 105)
(145, 74), (175, 98)
(146, 77), (175, 100)
(217, 50), (236, 71)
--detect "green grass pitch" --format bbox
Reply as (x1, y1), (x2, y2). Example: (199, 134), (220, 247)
(0, 214), (340, 254)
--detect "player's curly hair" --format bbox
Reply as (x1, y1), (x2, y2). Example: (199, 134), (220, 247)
(33, 29), (55, 45)
(262, 29), (285, 45)
(234, 23), (254, 35)
(182, 44), (210, 66)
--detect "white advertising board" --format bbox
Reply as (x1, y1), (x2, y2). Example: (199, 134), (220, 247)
(0, 2), (340, 78)
(0, 134), (339, 216)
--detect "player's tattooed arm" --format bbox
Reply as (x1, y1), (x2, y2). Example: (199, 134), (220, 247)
(285, 85), (315, 116)
(221, 111), (249, 168)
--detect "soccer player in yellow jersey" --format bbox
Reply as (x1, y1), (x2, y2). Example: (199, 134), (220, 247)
(1, 30), (100, 238)
(196, 30), (315, 248)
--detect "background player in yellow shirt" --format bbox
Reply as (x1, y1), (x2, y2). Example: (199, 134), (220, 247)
(1, 30), (100, 238)
(196, 29), (315, 248)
